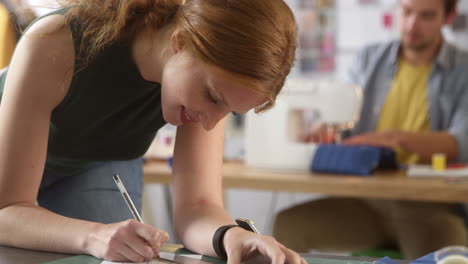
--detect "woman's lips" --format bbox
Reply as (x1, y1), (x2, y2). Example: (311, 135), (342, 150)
(180, 107), (194, 124)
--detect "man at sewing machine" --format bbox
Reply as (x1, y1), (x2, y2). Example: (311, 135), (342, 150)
(273, 0), (468, 259)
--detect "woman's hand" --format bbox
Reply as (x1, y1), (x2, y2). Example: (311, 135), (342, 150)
(223, 227), (306, 264)
(86, 219), (169, 262)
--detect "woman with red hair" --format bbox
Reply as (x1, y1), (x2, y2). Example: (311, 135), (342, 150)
(0, 0), (302, 263)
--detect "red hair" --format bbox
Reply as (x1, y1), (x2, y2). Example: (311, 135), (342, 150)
(60, 0), (297, 112)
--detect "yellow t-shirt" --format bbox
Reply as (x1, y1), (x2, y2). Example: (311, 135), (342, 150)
(376, 59), (431, 164)
(0, 3), (16, 68)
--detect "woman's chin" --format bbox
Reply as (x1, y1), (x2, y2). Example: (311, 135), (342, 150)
(162, 113), (181, 127)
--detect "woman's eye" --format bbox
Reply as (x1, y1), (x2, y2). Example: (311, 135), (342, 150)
(207, 90), (218, 104)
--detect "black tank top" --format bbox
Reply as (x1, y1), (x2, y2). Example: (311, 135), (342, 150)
(0, 7), (166, 172)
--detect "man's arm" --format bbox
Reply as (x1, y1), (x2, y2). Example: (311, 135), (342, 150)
(445, 62), (468, 163)
(343, 131), (457, 162)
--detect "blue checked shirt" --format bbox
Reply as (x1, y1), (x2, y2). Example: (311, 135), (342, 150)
(347, 40), (468, 162)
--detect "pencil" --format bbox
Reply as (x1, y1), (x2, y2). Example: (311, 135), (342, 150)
(113, 174), (144, 223)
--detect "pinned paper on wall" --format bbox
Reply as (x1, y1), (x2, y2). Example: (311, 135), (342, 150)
(294, 0), (336, 75)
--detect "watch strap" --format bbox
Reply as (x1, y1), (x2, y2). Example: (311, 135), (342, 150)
(212, 224), (237, 260)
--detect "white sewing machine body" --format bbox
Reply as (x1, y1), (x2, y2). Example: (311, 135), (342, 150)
(245, 78), (362, 171)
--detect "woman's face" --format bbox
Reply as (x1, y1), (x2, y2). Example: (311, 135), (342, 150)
(161, 50), (266, 130)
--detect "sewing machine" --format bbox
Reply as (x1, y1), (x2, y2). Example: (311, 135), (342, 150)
(245, 78), (362, 171)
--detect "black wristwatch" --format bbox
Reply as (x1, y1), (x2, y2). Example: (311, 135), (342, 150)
(212, 218), (260, 260)
(235, 218), (260, 234)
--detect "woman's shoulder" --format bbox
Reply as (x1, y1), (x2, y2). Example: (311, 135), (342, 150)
(21, 11), (73, 49)
(9, 13), (75, 109)
(16, 12), (75, 77)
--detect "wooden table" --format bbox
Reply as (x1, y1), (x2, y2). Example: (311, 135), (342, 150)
(144, 161), (468, 203)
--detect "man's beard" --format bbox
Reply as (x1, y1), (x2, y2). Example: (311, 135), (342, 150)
(402, 38), (433, 52)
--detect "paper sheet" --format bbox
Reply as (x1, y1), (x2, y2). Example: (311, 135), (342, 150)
(407, 165), (468, 178)
(100, 252), (203, 264)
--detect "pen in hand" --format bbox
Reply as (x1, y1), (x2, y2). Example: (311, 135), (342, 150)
(113, 174), (143, 223)
(113, 174), (168, 262)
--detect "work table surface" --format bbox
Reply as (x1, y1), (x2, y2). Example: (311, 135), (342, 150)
(144, 161), (468, 203)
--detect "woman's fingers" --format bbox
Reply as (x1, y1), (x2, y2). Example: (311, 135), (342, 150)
(258, 236), (286, 264)
(117, 221), (152, 259)
(224, 229), (304, 264)
(134, 222), (169, 257)
(227, 249), (242, 264)
(97, 219), (170, 262)
(124, 236), (154, 260)
(278, 243), (306, 264)
(118, 243), (149, 263)
(134, 221), (169, 247)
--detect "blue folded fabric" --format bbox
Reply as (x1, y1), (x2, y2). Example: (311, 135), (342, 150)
(374, 256), (400, 264)
(411, 252), (435, 264)
(310, 144), (398, 175)
(376, 252), (434, 264)
(373, 253), (436, 264)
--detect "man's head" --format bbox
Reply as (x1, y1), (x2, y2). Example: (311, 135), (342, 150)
(398, 0), (458, 52)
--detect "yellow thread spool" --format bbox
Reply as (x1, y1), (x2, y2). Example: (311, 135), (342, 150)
(432, 153), (446, 171)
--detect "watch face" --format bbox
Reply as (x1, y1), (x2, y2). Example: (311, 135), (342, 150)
(235, 218), (260, 234)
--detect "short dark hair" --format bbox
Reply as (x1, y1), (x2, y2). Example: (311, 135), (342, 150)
(444, 0), (458, 16)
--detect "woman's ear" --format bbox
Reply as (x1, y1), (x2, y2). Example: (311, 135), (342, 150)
(170, 30), (185, 54)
